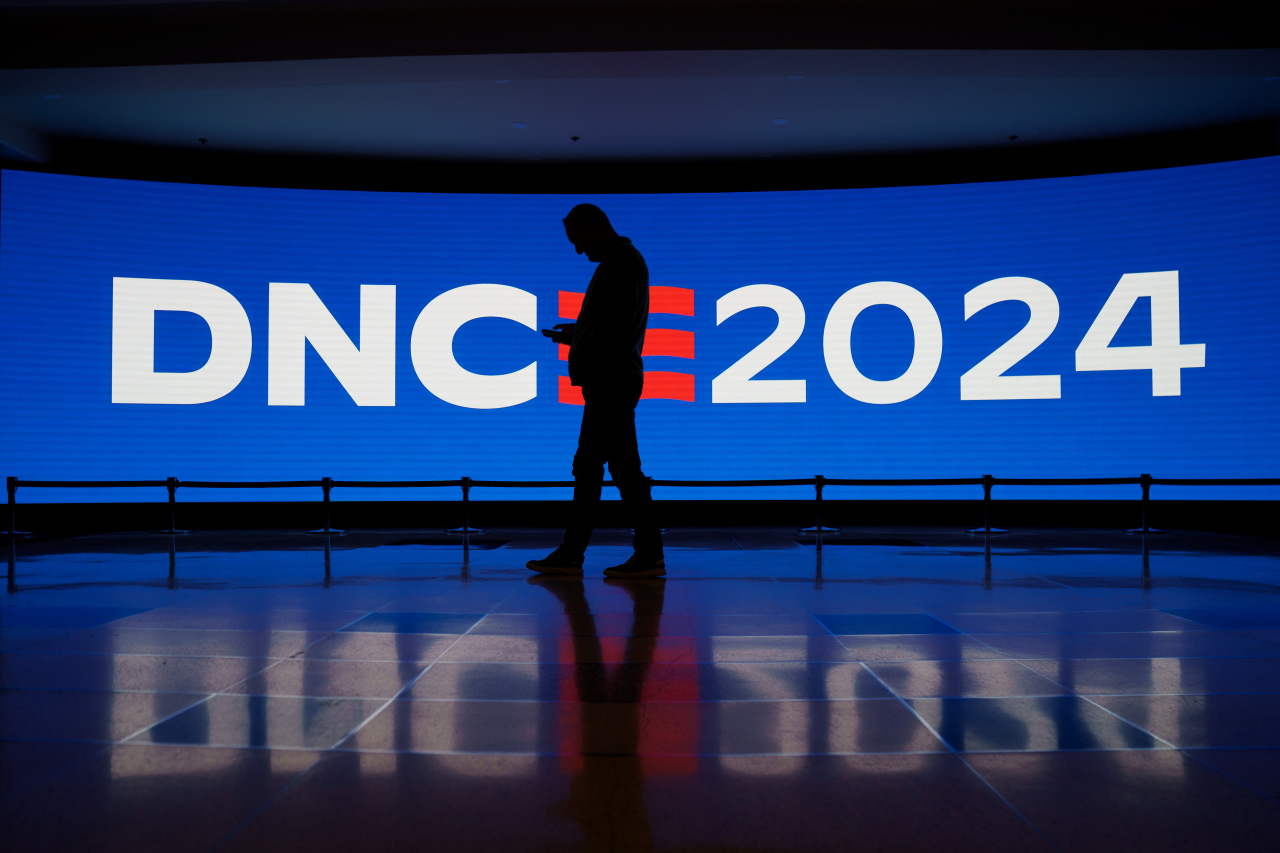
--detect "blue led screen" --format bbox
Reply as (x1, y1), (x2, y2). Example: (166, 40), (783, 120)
(2, 159), (1278, 502)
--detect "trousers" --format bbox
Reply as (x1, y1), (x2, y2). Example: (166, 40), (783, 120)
(562, 382), (663, 559)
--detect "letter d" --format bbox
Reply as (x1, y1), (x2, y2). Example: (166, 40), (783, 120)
(112, 278), (252, 404)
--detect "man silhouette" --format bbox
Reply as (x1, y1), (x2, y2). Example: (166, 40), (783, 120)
(527, 204), (666, 578)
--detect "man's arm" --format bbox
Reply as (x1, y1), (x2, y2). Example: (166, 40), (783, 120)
(545, 323), (574, 345)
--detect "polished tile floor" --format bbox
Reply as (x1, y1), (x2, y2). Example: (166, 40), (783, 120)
(3, 526), (1280, 852)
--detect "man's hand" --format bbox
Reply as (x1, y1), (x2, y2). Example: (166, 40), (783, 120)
(549, 322), (575, 345)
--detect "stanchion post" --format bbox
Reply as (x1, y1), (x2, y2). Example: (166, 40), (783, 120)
(307, 477), (347, 535)
(324, 477), (332, 530)
(1126, 473), (1167, 535)
(967, 474), (1009, 535)
(6, 477), (31, 539)
(448, 476), (486, 534)
(799, 474), (838, 538)
(152, 477), (190, 535)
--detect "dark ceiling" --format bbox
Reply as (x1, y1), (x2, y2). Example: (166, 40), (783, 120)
(0, 1), (1277, 190)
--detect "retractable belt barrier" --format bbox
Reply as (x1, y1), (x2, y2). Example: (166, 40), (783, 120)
(7, 473), (1280, 547)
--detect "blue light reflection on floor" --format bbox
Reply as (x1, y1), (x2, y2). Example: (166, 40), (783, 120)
(2, 526), (1280, 852)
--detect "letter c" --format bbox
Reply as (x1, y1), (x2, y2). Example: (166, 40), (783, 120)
(411, 284), (537, 409)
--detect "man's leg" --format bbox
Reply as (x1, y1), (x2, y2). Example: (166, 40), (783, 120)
(599, 388), (663, 561)
(562, 391), (609, 558)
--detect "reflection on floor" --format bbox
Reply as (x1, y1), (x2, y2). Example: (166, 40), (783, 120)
(3, 526), (1280, 852)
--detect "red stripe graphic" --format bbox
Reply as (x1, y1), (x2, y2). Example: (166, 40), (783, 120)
(559, 372), (695, 404)
(642, 328), (695, 359)
(565, 329), (692, 360)
(560, 287), (694, 318)
(558, 375), (585, 405)
(651, 286), (695, 316)
(557, 289), (695, 403)
(641, 371), (695, 402)
(558, 290), (584, 319)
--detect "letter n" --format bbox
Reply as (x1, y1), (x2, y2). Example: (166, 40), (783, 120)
(267, 283), (396, 406)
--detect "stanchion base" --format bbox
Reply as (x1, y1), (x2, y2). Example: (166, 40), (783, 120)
(1125, 527), (1169, 535)
(447, 527), (487, 535)
(967, 527), (1011, 535)
(1, 531), (33, 540)
(150, 529), (191, 535)
(799, 526), (839, 534)
(307, 528), (347, 535)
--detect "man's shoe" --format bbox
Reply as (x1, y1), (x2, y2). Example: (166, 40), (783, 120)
(526, 549), (584, 575)
(603, 554), (666, 578)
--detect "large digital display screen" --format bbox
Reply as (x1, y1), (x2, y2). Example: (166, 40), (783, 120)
(2, 159), (1278, 502)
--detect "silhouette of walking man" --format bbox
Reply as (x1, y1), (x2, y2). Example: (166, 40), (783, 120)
(528, 204), (666, 578)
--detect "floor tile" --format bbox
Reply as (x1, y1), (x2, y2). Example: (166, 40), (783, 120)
(1189, 749), (1280, 800)
(340, 612), (485, 634)
(0, 744), (321, 853)
(1234, 629), (1280, 648)
(967, 750), (1280, 852)
(8, 527), (1280, 850)
(0, 627), (81, 652)
(1090, 694), (1280, 747)
(694, 613), (832, 636)
(0, 652), (272, 693)
(711, 699), (946, 755)
(0, 605), (151, 628)
(295, 631), (459, 663)
(406, 661), (891, 702)
(702, 635), (858, 662)
(469, 612), (696, 636)
(436, 633), (856, 664)
(1025, 657), (1280, 695)
(0, 740), (105, 799)
(779, 580), (924, 614)
(971, 630), (1280, 660)
(815, 613), (958, 635)
(341, 698), (944, 755)
(944, 610), (1204, 634)
(910, 696), (1159, 751)
(137, 694), (385, 749)
(0, 689), (205, 742)
(1163, 607), (1280, 630)
(837, 634), (1008, 661)
(375, 583), (520, 613)
(110, 607), (364, 632)
(221, 752), (1050, 853)
(866, 659), (1070, 698)
(26, 627), (326, 659)
(227, 658), (429, 698)
(437, 634), (693, 663)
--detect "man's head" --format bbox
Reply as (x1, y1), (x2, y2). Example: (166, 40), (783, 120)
(563, 204), (618, 261)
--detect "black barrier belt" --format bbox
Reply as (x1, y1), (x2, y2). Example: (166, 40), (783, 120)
(7, 473), (1280, 545)
(467, 480), (598, 488)
(823, 478), (984, 487)
(179, 481), (321, 489)
(13, 476), (1280, 491)
(330, 480), (462, 489)
(16, 480), (171, 488)
(1152, 478), (1280, 486)
(991, 477), (1142, 486)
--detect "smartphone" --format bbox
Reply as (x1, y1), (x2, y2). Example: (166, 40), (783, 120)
(540, 328), (557, 338)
